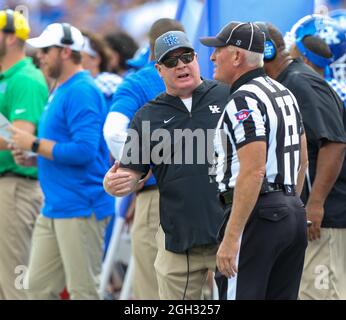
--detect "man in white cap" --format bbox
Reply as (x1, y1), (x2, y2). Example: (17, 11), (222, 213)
(10, 23), (114, 299)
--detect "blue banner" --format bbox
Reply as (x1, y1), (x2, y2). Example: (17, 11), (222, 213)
(194, 0), (315, 78)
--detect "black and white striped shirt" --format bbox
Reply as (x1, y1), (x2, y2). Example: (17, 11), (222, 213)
(213, 68), (304, 192)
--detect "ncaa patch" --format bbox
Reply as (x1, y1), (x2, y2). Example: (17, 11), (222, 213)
(234, 109), (253, 123)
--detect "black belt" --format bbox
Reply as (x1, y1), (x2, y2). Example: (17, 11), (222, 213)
(0, 171), (37, 181)
(219, 182), (295, 205)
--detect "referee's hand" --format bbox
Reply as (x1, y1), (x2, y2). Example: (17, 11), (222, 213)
(216, 237), (240, 278)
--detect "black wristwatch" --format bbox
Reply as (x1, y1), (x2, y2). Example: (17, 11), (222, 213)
(31, 138), (41, 153)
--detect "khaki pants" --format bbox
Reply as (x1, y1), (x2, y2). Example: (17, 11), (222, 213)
(131, 188), (160, 300)
(154, 226), (218, 300)
(0, 176), (42, 300)
(26, 214), (108, 300)
(299, 228), (346, 300)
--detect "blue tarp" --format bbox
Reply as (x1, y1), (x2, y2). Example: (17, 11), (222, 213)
(194, 0), (315, 78)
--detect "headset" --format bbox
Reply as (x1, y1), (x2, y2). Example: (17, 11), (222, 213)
(255, 22), (277, 62)
(1, 9), (30, 40)
(295, 37), (334, 68)
(290, 14), (346, 63)
(61, 23), (74, 45)
(3, 9), (15, 33)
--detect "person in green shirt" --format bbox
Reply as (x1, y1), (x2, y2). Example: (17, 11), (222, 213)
(0, 9), (48, 299)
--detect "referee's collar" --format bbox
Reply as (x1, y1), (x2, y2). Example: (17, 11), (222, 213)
(230, 68), (266, 94)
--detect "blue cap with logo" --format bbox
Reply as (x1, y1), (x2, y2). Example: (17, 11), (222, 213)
(154, 30), (194, 62)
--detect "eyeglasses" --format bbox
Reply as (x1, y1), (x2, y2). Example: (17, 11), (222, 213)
(161, 51), (195, 68)
(41, 46), (62, 54)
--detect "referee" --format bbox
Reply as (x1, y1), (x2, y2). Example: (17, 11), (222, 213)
(200, 22), (308, 300)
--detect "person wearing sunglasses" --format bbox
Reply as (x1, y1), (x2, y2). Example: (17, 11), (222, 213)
(104, 30), (230, 300)
(103, 18), (187, 300)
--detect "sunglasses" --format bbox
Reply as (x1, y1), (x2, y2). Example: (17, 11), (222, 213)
(161, 51), (195, 68)
(41, 46), (62, 54)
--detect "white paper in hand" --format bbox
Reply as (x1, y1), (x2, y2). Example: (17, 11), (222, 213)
(0, 112), (12, 142)
(0, 112), (36, 158)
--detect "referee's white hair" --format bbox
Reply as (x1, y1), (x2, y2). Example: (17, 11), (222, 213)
(228, 45), (264, 67)
(243, 50), (264, 67)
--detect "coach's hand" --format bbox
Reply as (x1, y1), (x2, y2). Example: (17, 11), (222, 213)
(216, 236), (240, 278)
(103, 161), (141, 197)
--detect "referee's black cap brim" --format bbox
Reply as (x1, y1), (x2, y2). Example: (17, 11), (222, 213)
(199, 36), (226, 47)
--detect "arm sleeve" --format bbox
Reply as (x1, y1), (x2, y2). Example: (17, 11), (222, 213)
(106, 75), (149, 161)
(9, 75), (48, 126)
(52, 86), (103, 166)
(223, 94), (266, 149)
(119, 114), (151, 175)
(103, 111), (130, 160)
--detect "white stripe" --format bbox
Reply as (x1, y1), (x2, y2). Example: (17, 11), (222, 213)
(239, 83), (278, 183)
(269, 77), (287, 91)
(284, 152), (291, 185)
(282, 94), (300, 184)
(227, 233), (243, 300)
(226, 99), (246, 144)
(248, 23), (254, 51)
(245, 96), (266, 138)
(215, 111), (227, 191)
(224, 122), (239, 188)
(226, 23), (247, 45)
(254, 76), (276, 93)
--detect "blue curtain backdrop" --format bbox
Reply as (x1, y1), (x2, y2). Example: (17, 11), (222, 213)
(175, 0), (204, 39)
(193, 0), (315, 78)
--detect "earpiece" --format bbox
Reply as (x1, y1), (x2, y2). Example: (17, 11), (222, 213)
(255, 22), (277, 61)
(61, 23), (74, 45)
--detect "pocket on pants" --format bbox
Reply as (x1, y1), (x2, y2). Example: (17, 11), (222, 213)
(258, 206), (289, 222)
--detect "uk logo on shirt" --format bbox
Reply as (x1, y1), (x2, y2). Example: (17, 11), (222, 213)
(234, 109), (253, 123)
(163, 34), (179, 46)
(209, 105), (221, 114)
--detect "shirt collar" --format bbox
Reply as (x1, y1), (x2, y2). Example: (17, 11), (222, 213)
(230, 67), (266, 94)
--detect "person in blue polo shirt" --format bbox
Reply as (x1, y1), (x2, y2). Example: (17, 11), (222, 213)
(10, 23), (114, 300)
